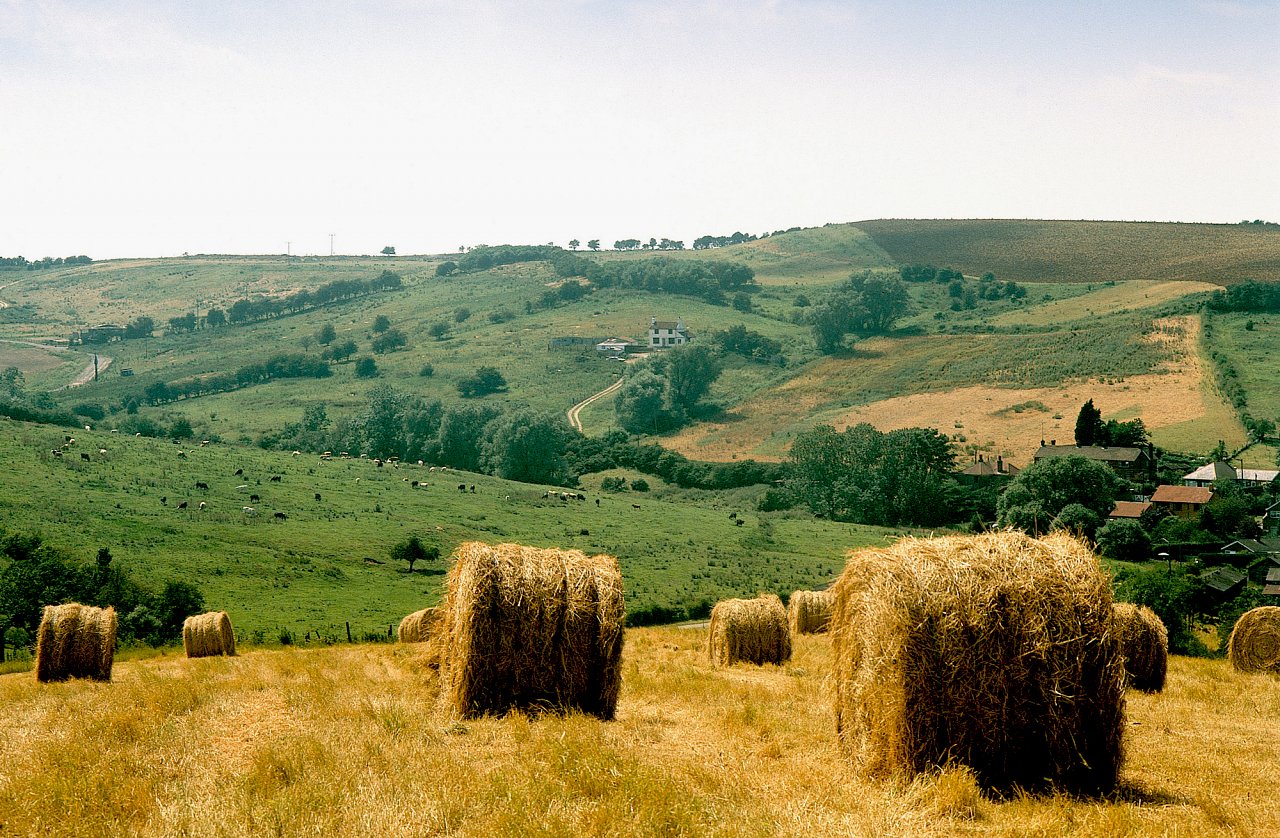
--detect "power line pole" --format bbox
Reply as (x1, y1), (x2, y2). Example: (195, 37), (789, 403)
(286, 241), (291, 257)
(329, 233), (335, 257)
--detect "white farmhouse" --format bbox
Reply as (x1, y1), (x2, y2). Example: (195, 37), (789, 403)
(647, 316), (689, 349)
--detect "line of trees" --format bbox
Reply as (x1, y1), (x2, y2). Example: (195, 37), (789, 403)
(0, 255), (92, 270)
(1207, 279), (1280, 313)
(135, 353), (332, 406)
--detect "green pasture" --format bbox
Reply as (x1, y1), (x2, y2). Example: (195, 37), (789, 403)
(0, 418), (890, 636)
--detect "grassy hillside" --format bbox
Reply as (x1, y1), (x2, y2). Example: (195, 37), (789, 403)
(1, 631), (1276, 835)
(0, 418), (890, 636)
(855, 219), (1280, 284)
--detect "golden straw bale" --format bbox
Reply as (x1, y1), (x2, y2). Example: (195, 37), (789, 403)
(1227, 606), (1280, 673)
(439, 542), (625, 719)
(709, 594), (792, 666)
(182, 611), (237, 658)
(397, 607), (439, 643)
(830, 531), (1125, 795)
(788, 589), (834, 635)
(1112, 603), (1168, 692)
(35, 603), (117, 683)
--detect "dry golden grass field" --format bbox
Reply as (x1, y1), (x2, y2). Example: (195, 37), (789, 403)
(1, 628), (1278, 836)
(666, 316), (1246, 464)
(988, 281), (1220, 328)
(855, 219), (1280, 285)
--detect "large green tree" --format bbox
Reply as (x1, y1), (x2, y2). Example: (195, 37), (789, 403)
(435, 404), (502, 471)
(996, 456), (1130, 535)
(663, 344), (722, 414)
(481, 410), (574, 484)
(614, 368), (672, 434)
(1074, 399), (1104, 446)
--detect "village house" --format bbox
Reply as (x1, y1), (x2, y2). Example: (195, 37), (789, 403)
(957, 453), (1018, 485)
(595, 337), (635, 355)
(1182, 461), (1280, 488)
(1150, 485), (1213, 519)
(1108, 500), (1152, 521)
(1031, 442), (1156, 484)
(647, 316), (689, 349)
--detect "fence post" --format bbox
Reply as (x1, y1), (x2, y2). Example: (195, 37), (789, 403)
(346, 621), (352, 643)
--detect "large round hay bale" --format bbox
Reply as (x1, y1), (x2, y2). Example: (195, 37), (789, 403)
(1227, 606), (1280, 673)
(788, 589), (833, 635)
(1112, 603), (1168, 692)
(709, 594), (792, 666)
(35, 603), (117, 683)
(182, 611), (236, 658)
(830, 531), (1125, 795)
(439, 542), (625, 719)
(397, 607), (439, 643)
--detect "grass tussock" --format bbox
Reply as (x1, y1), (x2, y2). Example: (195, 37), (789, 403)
(2, 631), (1280, 834)
(831, 531), (1125, 795)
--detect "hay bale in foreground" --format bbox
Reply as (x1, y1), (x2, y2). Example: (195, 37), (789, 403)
(788, 589), (834, 635)
(35, 603), (117, 683)
(397, 607), (439, 643)
(831, 531), (1125, 795)
(440, 542), (625, 719)
(1112, 603), (1168, 692)
(709, 594), (791, 666)
(1227, 606), (1280, 673)
(182, 611), (237, 658)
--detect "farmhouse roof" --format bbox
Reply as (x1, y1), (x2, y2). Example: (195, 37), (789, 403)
(1183, 461), (1280, 483)
(651, 320), (681, 330)
(1222, 538), (1280, 554)
(1109, 501), (1152, 519)
(1199, 566), (1247, 596)
(1151, 485), (1213, 505)
(1033, 444), (1147, 463)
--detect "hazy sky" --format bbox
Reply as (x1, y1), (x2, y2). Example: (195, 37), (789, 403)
(2, 0), (1277, 259)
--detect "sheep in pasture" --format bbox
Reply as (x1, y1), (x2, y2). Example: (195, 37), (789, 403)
(177, 451), (186, 458)
(242, 506), (256, 515)
(198, 502), (207, 510)
(274, 512), (287, 521)
(97, 448), (107, 455)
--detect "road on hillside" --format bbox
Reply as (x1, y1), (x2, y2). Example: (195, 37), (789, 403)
(566, 375), (625, 433)
(65, 352), (111, 388)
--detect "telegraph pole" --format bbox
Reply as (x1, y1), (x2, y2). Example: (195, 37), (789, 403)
(329, 233), (335, 257)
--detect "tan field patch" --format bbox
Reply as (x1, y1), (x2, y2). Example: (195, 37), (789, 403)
(991, 280), (1221, 327)
(666, 316), (1245, 463)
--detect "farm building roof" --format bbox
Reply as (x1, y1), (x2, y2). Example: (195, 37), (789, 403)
(1183, 462), (1280, 484)
(1151, 485), (1214, 505)
(1222, 538), (1280, 555)
(1267, 568), (1280, 584)
(1109, 501), (1152, 519)
(1033, 445), (1147, 463)
(1200, 566), (1247, 597)
(1264, 584), (1280, 597)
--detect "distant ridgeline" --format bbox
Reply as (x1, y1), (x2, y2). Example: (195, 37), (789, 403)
(453, 245), (756, 306)
(0, 255), (92, 270)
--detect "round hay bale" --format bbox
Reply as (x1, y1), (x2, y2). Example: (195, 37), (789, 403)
(1112, 603), (1168, 692)
(788, 589), (833, 635)
(1227, 606), (1280, 673)
(35, 603), (117, 683)
(397, 607), (439, 643)
(439, 541), (625, 720)
(708, 594), (792, 666)
(182, 611), (237, 658)
(830, 530), (1125, 795)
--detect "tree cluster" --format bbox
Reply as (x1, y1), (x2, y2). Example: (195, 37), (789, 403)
(0, 531), (204, 654)
(899, 264), (965, 284)
(811, 271), (912, 353)
(614, 346), (722, 434)
(0, 255), (92, 270)
(613, 238), (685, 251)
(136, 352), (332, 405)
(1072, 399), (1150, 448)
(1207, 279), (1280, 313)
(692, 232), (758, 249)
(708, 325), (782, 362)
(787, 423), (957, 526)
(0, 367), (76, 427)
(995, 455), (1130, 537)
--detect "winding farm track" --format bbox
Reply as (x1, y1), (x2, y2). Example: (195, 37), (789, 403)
(0, 338), (110, 389)
(566, 376), (625, 433)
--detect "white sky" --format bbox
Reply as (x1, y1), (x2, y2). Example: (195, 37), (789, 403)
(1, 0), (1277, 259)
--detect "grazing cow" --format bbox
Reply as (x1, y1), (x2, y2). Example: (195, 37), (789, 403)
(632, 504), (641, 509)
(458, 484), (466, 492)
(429, 467), (437, 472)
(469, 485), (476, 494)
(374, 459), (383, 468)
(595, 498), (600, 506)
(274, 512), (287, 521)
(201, 440), (210, 447)
(80, 452), (90, 461)
(270, 475), (282, 482)
(64, 435), (73, 443)
(52, 449), (62, 457)
(411, 480), (419, 487)
(234, 468), (244, 476)
(250, 494), (260, 503)
(177, 451), (186, 458)
(178, 501), (188, 509)
(580, 529), (589, 536)
(729, 512), (737, 520)
(198, 501), (207, 510)
(195, 481), (209, 490)
(160, 497), (167, 505)
(314, 493), (322, 502)
(735, 519), (745, 527)
(292, 450), (300, 456)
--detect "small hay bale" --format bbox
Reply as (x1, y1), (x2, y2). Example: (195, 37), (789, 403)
(788, 589), (834, 635)
(439, 541), (625, 719)
(1112, 603), (1168, 692)
(397, 607), (439, 643)
(831, 531), (1125, 795)
(708, 594), (792, 666)
(182, 611), (237, 658)
(1227, 606), (1280, 673)
(35, 603), (117, 683)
